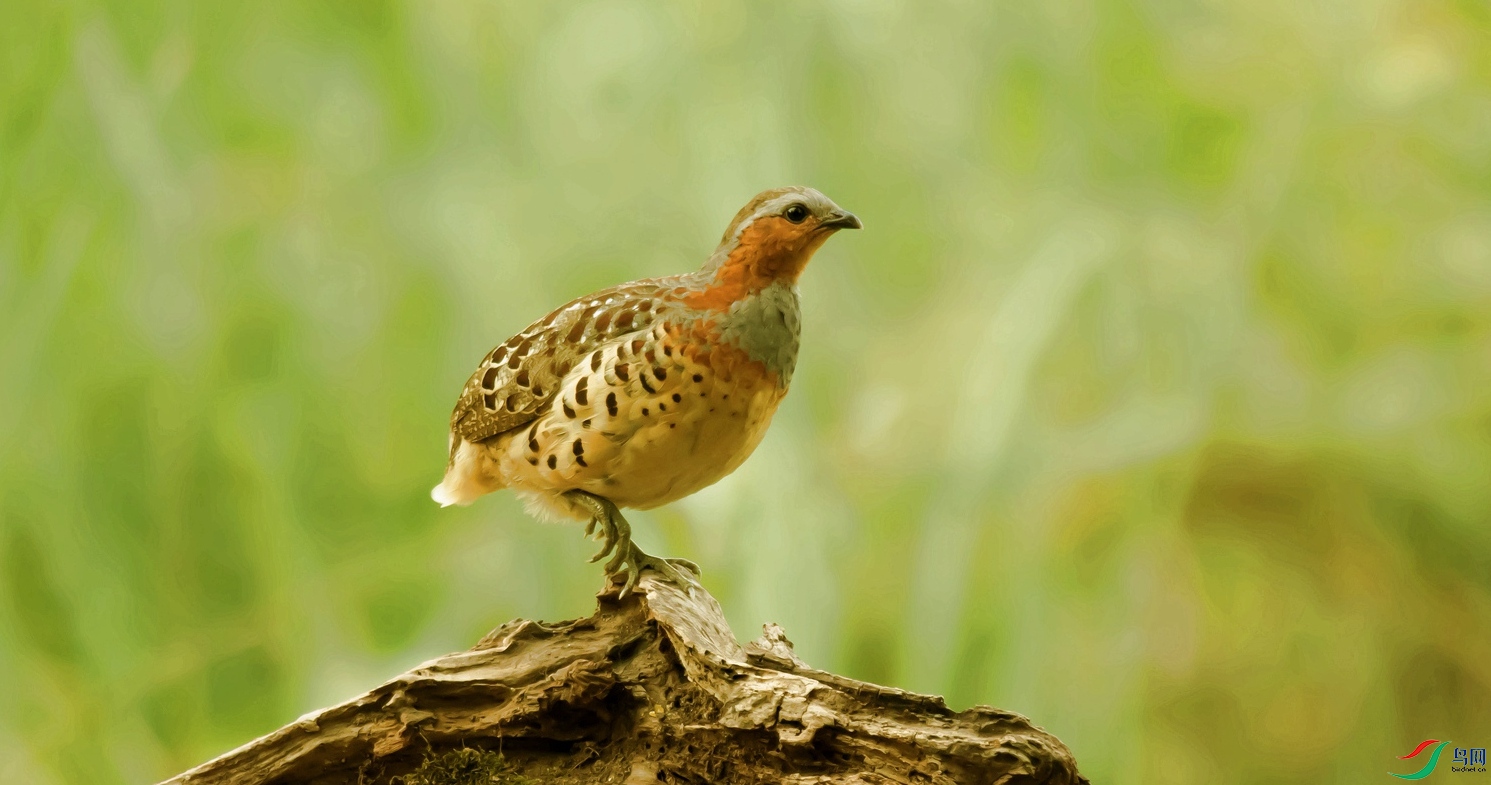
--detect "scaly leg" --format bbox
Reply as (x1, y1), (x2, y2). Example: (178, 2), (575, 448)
(563, 490), (699, 596)
(566, 490), (629, 564)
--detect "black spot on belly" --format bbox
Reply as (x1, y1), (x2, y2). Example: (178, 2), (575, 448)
(575, 377), (589, 406)
(692, 374), (703, 383)
(573, 438), (585, 455)
(606, 392), (619, 416)
(563, 402), (576, 418)
(616, 363), (631, 382)
(547, 455), (557, 469)
(654, 367), (667, 381)
(672, 393), (682, 403)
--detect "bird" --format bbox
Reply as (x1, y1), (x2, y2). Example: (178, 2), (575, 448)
(432, 186), (861, 593)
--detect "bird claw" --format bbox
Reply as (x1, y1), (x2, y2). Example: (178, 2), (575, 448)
(563, 490), (699, 598)
(613, 546), (698, 598)
(588, 514), (622, 563)
(572, 491), (628, 564)
(665, 557), (701, 576)
(602, 538), (629, 575)
(589, 539), (617, 563)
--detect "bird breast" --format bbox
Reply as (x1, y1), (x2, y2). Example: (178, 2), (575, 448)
(714, 280), (802, 387)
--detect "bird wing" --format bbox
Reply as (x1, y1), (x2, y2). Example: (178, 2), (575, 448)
(448, 277), (685, 448)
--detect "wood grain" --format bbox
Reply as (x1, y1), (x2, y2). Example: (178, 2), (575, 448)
(159, 574), (1087, 785)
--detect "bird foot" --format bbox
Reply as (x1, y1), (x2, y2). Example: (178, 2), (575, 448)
(607, 544), (699, 598)
(565, 490), (699, 596)
(585, 511), (626, 564)
(571, 491), (629, 564)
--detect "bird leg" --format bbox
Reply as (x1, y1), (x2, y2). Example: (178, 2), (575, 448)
(568, 490), (628, 564)
(563, 490), (699, 596)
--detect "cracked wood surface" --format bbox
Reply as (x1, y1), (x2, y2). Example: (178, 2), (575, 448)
(159, 573), (1087, 785)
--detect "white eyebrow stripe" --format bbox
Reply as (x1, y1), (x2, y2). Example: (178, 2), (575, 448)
(731, 189), (834, 240)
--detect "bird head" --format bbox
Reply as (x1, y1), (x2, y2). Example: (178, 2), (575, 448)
(697, 186), (860, 302)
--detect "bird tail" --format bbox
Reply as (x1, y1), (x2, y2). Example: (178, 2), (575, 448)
(431, 438), (503, 507)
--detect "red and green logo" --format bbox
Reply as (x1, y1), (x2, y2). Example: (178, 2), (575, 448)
(1392, 740), (1451, 780)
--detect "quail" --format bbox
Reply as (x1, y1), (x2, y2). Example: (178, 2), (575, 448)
(433, 187), (861, 593)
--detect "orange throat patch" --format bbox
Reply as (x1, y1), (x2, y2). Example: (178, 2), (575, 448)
(686, 217), (834, 311)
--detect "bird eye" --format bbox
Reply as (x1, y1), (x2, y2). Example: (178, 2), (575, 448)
(784, 204), (809, 223)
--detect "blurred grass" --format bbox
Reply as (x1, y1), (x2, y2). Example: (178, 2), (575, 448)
(2, 0), (1490, 782)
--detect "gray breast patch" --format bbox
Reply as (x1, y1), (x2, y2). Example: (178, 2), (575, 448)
(717, 281), (801, 385)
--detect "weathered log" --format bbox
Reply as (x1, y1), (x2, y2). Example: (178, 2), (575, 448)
(159, 572), (1087, 784)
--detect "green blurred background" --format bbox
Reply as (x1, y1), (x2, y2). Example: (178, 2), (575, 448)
(3, 0), (1490, 782)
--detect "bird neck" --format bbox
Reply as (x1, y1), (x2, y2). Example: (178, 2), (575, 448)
(687, 220), (831, 312)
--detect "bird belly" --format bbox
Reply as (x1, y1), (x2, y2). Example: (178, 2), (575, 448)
(491, 329), (785, 513)
(593, 383), (781, 509)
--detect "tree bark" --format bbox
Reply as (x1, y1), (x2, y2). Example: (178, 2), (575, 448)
(158, 572), (1087, 785)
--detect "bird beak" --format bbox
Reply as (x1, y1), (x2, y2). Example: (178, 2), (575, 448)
(820, 210), (863, 230)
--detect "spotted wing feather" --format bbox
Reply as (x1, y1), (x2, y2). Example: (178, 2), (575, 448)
(448, 279), (684, 450)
